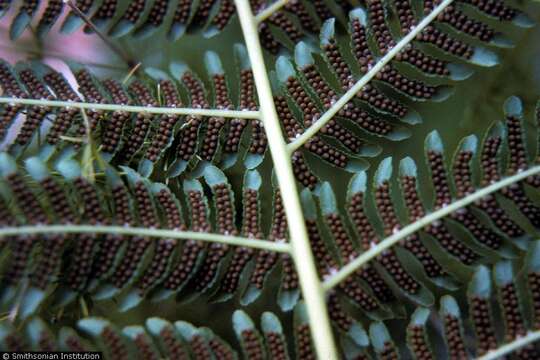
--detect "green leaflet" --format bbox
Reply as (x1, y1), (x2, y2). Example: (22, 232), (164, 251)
(0, 0), (530, 178)
(406, 307), (433, 358)
(0, 315), (237, 358)
(233, 310), (267, 359)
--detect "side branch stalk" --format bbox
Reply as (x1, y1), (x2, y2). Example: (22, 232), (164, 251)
(287, 0), (455, 153)
(0, 98), (260, 119)
(255, 0), (290, 23)
(0, 225), (291, 253)
(477, 330), (540, 360)
(323, 165), (540, 291)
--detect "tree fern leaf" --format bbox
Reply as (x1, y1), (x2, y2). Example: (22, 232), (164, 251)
(372, 158), (434, 306)
(26, 317), (57, 351)
(59, 327), (91, 352)
(294, 301), (317, 360)
(221, 44), (256, 169)
(341, 15), (419, 122)
(285, 0), (320, 33)
(108, 0), (151, 38)
(498, 105), (540, 228)
(52, 159), (107, 300)
(0, 154), (46, 308)
(99, 79), (133, 159)
(459, 0), (523, 24)
(11, 64), (55, 149)
(122, 325), (161, 360)
(257, 21), (281, 54)
(397, 157), (457, 288)
(37, 67), (83, 148)
(424, 130), (481, 264)
(341, 336), (372, 360)
(476, 122), (527, 240)
(60, 0), (100, 34)
(467, 265), (498, 355)
(167, 64), (210, 176)
(119, 182), (183, 306)
(194, 165), (236, 293)
(269, 71), (328, 187)
(327, 291), (371, 348)
(199, 51), (231, 163)
(449, 134), (518, 256)
(131, 0), (173, 39)
(214, 169), (261, 301)
(8, 316), (243, 357)
(276, 57), (361, 154)
(78, 318), (133, 359)
(261, 311), (291, 360)
(318, 182), (387, 314)
(200, 326), (238, 359)
(158, 179), (209, 298)
(35, 0), (65, 38)
(175, 320), (214, 360)
(121, 80), (159, 162)
(294, 41), (410, 141)
(71, 66), (108, 136)
(302, 187), (340, 272)
(430, 3), (508, 46)
(0, 61), (26, 143)
(205, 0), (235, 38)
(146, 317), (190, 359)
(0, 3), (540, 357)
(0, 0), (10, 19)
(494, 260), (528, 341)
(86, 0), (117, 30)
(277, 252), (300, 311)
(306, 185), (389, 317)
(439, 295), (469, 359)
(524, 241), (540, 330)
(17, 158), (71, 318)
(344, 7), (452, 102)
(276, 56), (373, 168)
(377, 2), (470, 80)
(346, 172), (398, 303)
(265, 10), (305, 49)
(406, 307), (433, 359)
(90, 167), (131, 284)
(233, 310), (267, 359)
(167, 0), (192, 40)
(96, 168), (156, 299)
(190, 0), (220, 32)
(369, 322), (400, 359)
(242, 184), (284, 305)
(9, 0), (39, 40)
(0, 322), (27, 350)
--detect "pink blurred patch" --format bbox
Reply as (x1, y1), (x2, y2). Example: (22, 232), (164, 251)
(0, 3), (115, 75)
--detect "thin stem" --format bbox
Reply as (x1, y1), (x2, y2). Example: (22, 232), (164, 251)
(477, 331), (540, 360)
(8, 278), (28, 323)
(323, 165), (540, 291)
(122, 62), (142, 84)
(0, 225), (291, 253)
(255, 0), (290, 23)
(65, 0), (136, 68)
(235, 1), (339, 359)
(0, 97), (261, 119)
(287, 0), (455, 153)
